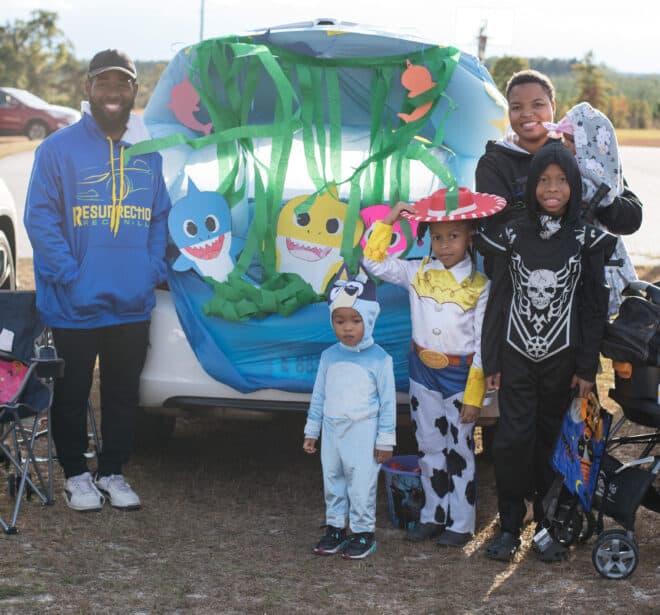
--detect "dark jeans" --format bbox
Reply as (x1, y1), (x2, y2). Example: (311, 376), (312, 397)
(493, 345), (575, 535)
(51, 321), (149, 478)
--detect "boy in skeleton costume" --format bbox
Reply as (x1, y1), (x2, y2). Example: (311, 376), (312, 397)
(303, 265), (396, 560)
(363, 188), (506, 547)
(476, 142), (616, 561)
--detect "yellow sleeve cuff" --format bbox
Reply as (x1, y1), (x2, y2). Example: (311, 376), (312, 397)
(363, 221), (393, 262)
(463, 366), (486, 408)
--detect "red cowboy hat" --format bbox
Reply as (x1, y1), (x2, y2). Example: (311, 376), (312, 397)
(401, 187), (506, 222)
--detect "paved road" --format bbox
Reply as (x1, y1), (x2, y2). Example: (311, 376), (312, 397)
(618, 147), (660, 265)
(1, 146), (658, 264)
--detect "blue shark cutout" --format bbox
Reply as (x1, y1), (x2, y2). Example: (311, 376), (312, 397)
(168, 181), (235, 283)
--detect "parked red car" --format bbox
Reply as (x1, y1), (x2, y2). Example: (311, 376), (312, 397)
(0, 87), (80, 140)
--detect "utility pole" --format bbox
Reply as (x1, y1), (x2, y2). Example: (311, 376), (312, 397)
(477, 20), (487, 63)
(200, 0), (205, 41)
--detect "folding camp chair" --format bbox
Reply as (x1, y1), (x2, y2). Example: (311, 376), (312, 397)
(0, 290), (63, 534)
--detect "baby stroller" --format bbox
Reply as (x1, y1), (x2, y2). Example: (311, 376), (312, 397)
(543, 280), (660, 579)
(591, 279), (660, 579)
(0, 291), (63, 534)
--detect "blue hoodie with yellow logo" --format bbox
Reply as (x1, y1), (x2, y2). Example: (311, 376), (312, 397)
(25, 112), (171, 328)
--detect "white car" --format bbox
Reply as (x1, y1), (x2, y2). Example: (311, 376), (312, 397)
(0, 177), (18, 290)
(137, 20), (502, 438)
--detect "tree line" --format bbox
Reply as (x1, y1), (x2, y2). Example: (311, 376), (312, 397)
(0, 10), (166, 110)
(488, 54), (660, 129)
(2, 10), (659, 129)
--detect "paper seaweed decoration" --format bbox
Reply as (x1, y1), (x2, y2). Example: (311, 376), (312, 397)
(131, 21), (508, 393)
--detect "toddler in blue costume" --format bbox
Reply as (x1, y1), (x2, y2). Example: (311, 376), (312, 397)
(303, 265), (396, 559)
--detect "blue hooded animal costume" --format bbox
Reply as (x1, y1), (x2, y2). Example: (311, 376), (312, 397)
(304, 265), (396, 534)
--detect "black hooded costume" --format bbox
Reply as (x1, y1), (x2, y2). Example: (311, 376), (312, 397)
(474, 142), (617, 535)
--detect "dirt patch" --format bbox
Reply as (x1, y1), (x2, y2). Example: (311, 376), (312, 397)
(3, 260), (658, 614)
(18, 258), (35, 290)
(619, 138), (660, 147)
(0, 137), (39, 159)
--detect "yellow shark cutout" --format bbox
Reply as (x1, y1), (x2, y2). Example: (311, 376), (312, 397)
(275, 186), (364, 294)
(412, 257), (487, 311)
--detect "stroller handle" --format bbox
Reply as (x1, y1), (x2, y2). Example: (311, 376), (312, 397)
(622, 280), (660, 305)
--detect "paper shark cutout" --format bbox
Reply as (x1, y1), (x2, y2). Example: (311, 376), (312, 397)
(168, 181), (234, 283)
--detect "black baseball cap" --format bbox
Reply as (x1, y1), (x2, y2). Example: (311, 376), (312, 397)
(88, 49), (137, 80)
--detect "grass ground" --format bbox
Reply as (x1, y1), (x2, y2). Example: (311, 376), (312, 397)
(615, 129), (660, 147)
(0, 137), (40, 158)
(1, 260), (657, 614)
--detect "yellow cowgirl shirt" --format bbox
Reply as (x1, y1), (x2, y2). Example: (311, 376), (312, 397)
(363, 221), (488, 407)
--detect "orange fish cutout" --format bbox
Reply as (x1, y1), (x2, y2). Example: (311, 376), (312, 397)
(167, 76), (213, 136)
(398, 59), (436, 123)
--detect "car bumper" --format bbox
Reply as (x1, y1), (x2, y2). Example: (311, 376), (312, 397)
(139, 289), (497, 422)
(139, 289), (317, 410)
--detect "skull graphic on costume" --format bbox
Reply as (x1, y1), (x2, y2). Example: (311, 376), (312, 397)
(527, 269), (558, 310)
(507, 252), (582, 361)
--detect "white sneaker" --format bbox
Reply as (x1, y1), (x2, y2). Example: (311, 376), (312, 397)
(64, 472), (105, 512)
(95, 474), (141, 511)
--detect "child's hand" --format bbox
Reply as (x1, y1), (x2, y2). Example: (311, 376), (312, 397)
(571, 375), (594, 398)
(460, 404), (480, 424)
(383, 201), (417, 225)
(485, 373), (501, 391)
(375, 449), (393, 464)
(303, 437), (318, 454)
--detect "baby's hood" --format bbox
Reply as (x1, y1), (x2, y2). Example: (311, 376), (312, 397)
(327, 264), (380, 351)
(554, 102), (623, 205)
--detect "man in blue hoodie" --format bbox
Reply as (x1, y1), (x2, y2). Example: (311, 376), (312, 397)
(24, 49), (171, 512)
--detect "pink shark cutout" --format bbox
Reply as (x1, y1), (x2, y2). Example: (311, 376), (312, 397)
(360, 204), (419, 257)
(167, 77), (212, 136)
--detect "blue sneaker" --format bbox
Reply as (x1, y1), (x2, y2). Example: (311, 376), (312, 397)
(342, 532), (377, 559)
(313, 525), (347, 555)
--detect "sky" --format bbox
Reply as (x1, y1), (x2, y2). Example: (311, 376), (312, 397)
(5, 0), (660, 75)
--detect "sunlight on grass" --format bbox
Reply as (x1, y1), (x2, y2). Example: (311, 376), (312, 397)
(464, 515), (499, 558)
(0, 138), (39, 159)
(484, 536), (535, 600)
(617, 129), (660, 147)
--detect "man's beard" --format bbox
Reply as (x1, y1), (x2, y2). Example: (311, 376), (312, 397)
(89, 99), (133, 135)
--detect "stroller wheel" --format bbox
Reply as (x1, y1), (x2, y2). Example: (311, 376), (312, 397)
(577, 510), (596, 543)
(592, 529), (639, 579)
(552, 502), (583, 546)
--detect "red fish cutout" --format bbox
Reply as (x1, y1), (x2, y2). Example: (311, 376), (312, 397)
(167, 76), (213, 135)
(398, 60), (436, 124)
